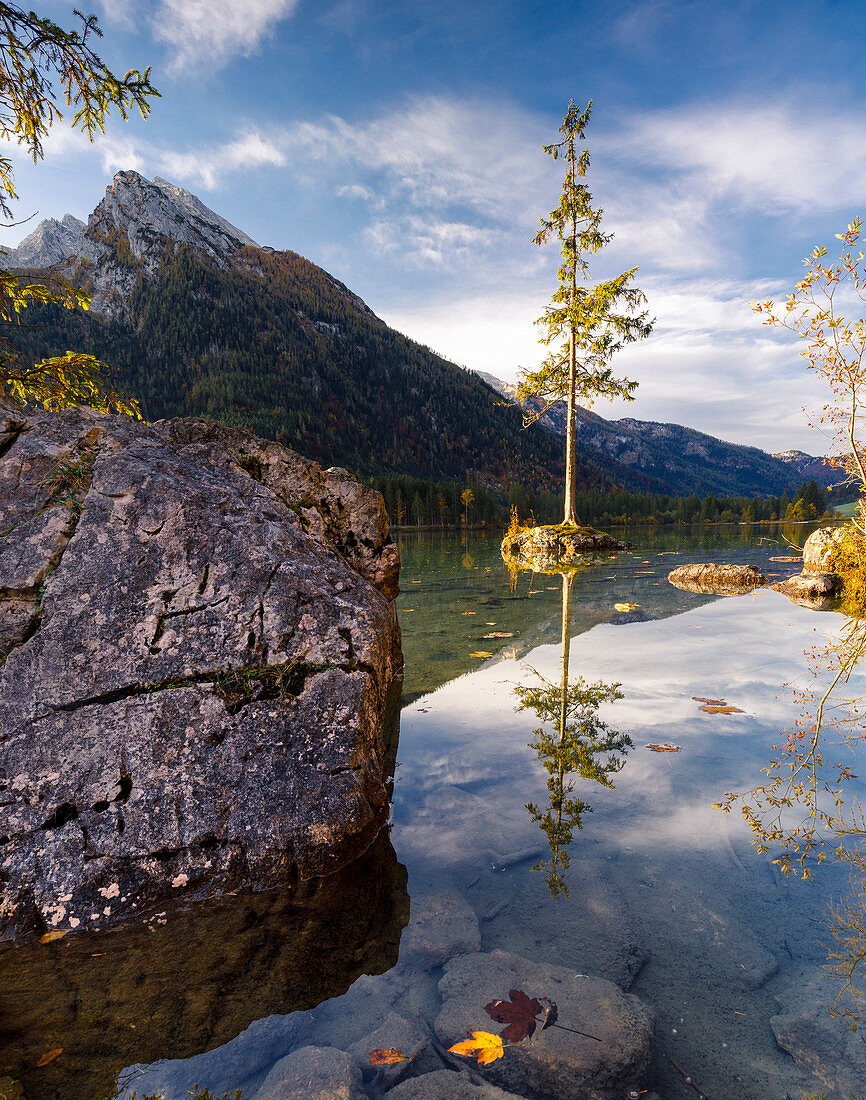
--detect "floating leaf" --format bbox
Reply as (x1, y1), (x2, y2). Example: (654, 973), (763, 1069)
(37, 1049), (62, 1067)
(39, 930), (69, 944)
(448, 1031), (505, 1065)
(769, 556), (800, 562)
(484, 988), (544, 1042)
(700, 705), (744, 714)
(469, 651), (492, 658)
(646, 742), (680, 752)
(369, 1049), (406, 1065)
(462, 611), (476, 615)
(693, 697), (727, 706)
(614, 603), (637, 611)
(482, 632), (514, 638)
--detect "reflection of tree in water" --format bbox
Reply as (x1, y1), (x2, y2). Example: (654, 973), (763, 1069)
(719, 613), (866, 1029)
(514, 571), (631, 897)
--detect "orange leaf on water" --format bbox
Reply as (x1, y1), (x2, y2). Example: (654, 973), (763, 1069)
(369, 1049), (406, 1065)
(646, 742), (680, 752)
(614, 603), (637, 611)
(39, 930), (69, 944)
(449, 1031), (505, 1065)
(482, 632), (513, 638)
(700, 705), (744, 714)
(469, 651), (491, 658)
(37, 1049), (62, 1067)
(693, 697), (727, 706)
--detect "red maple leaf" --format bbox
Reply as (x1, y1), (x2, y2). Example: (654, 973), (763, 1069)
(483, 988), (543, 1042)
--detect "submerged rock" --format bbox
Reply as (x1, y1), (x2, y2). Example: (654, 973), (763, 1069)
(435, 949), (653, 1100)
(501, 524), (629, 571)
(0, 402), (402, 938)
(0, 829), (407, 1100)
(257, 1046), (366, 1100)
(667, 563), (767, 594)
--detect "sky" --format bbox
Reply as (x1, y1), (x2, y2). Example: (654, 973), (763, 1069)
(2, 0), (865, 454)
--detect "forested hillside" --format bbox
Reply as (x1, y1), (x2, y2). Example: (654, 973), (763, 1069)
(15, 238), (614, 492)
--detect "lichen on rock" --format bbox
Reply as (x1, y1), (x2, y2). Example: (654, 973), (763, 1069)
(0, 401), (402, 939)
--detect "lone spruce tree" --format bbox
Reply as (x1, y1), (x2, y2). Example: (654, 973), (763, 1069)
(516, 100), (652, 525)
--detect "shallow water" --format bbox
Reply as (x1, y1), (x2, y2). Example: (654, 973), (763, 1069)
(7, 525), (866, 1099)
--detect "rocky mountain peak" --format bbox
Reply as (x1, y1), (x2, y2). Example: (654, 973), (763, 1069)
(3, 213), (84, 268)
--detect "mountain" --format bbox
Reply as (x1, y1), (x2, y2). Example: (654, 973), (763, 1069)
(6, 171), (593, 493)
(6, 171), (821, 500)
(475, 371), (832, 498)
(4, 213), (84, 267)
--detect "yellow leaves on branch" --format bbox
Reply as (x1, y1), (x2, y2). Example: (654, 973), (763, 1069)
(448, 1031), (505, 1065)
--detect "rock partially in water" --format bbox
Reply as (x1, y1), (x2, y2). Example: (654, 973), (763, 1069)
(349, 1010), (442, 1090)
(0, 402), (402, 938)
(0, 829), (407, 1100)
(802, 525), (849, 573)
(434, 949), (654, 1100)
(667, 563), (767, 594)
(501, 525), (629, 572)
(771, 570), (841, 610)
(257, 1046), (365, 1100)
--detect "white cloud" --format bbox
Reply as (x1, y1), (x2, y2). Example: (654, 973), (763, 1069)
(157, 132), (287, 189)
(153, 0), (300, 72)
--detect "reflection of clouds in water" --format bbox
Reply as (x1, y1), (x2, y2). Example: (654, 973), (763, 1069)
(396, 590), (865, 862)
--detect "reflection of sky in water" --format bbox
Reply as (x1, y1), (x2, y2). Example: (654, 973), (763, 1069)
(120, 538), (866, 1100)
(396, 589), (862, 864)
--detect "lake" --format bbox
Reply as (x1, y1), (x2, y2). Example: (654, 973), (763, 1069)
(5, 525), (865, 1099)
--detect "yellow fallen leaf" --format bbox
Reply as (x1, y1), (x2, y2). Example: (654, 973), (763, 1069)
(449, 1031), (505, 1065)
(482, 632), (513, 638)
(369, 1049), (406, 1065)
(614, 603), (637, 612)
(37, 1049), (62, 1067)
(700, 705), (745, 714)
(469, 651), (492, 659)
(462, 611), (476, 615)
(646, 742), (680, 752)
(39, 930), (69, 944)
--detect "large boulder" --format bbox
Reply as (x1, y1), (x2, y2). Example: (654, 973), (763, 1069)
(667, 563), (767, 594)
(771, 571), (841, 610)
(0, 402), (402, 938)
(802, 525), (849, 572)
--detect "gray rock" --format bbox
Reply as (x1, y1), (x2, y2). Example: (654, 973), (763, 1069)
(770, 969), (866, 1096)
(400, 890), (481, 971)
(667, 563), (767, 593)
(0, 405), (402, 937)
(257, 1046), (365, 1100)
(802, 525), (850, 572)
(501, 525), (629, 572)
(480, 859), (647, 990)
(435, 950), (653, 1100)
(771, 571), (841, 608)
(386, 1069), (522, 1098)
(349, 1010), (442, 1089)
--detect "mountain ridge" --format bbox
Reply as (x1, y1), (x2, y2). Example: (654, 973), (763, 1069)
(4, 170), (826, 499)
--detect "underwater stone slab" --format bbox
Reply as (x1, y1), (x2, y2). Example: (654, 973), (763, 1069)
(386, 1069), (523, 1098)
(435, 949), (653, 1100)
(399, 889), (482, 971)
(348, 1010), (442, 1090)
(257, 1046), (365, 1100)
(0, 404), (402, 938)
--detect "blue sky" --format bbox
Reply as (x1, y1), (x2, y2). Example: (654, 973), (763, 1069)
(3, 0), (865, 453)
